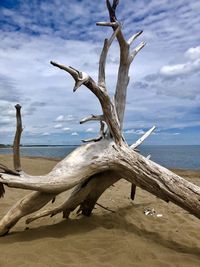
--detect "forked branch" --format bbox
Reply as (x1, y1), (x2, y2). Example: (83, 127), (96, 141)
(50, 61), (123, 145)
(101, 0), (146, 130)
(1, 0), (199, 239)
(106, 0), (127, 50)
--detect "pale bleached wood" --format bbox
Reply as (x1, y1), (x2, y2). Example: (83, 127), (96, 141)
(0, 0), (200, 237)
(80, 115), (104, 124)
(105, 0), (145, 130)
(146, 154), (151, 159)
(130, 41), (146, 63)
(1, 139), (200, 220)
(98, 24), (120, 87)
(0, 191), (54, 236)
(82, 136), (102, 143)
(96, 22), (118, 27)
(26, 171), (120, 223)
(50, 61), (123, 145)
(0, 140), (117, 192)
(130, 126), (156, 149)
(127, 30), (143, 46)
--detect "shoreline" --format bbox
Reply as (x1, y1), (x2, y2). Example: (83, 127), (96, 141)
(1, 153), (200, 172)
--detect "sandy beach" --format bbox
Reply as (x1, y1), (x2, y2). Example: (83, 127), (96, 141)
(0, 154), (199, 267)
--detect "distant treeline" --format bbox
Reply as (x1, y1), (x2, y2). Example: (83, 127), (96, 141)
(0, 144), (78, 148)
(0, 144), (12, 148)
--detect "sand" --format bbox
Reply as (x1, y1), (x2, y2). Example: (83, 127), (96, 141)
(0, 154), (199, 267)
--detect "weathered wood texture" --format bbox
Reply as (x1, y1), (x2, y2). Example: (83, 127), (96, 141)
(13, 104), (23, 172)
(0, 0), (199, 236)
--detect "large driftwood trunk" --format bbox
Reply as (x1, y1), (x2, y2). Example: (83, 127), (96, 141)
(0, 0), (199, 236)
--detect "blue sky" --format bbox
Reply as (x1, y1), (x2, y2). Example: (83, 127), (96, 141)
(0, 0), (200, 145)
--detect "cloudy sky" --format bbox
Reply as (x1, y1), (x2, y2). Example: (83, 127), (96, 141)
(0, 0), (200, 145)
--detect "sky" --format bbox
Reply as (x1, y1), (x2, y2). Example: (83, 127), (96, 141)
(0, 0), (200, 145)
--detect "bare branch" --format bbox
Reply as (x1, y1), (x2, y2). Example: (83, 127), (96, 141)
(146, 154), (151, 160)
(0, 164), (20, 176)
(96, 22), (117, 27)
(13, 104), (23, 172)
(0, 183), (5, 199)
(100, 120), (106, 137)
(106, 0), (117, 21)
(98, 25), (120, 87)
(106, 0), (127, 49)
(80, 115), (104, 124)
(127, 30), (143, 46)
(130, 41), (146, 62)
(130, 184), (136, 200)
(50, 61), (78, 80)
(81, 117), (106, 143)
(82, 136), (102, 143)
(130, 126), (156, 149)
(73, 72), (90, 92)
(51, 61), (91, 92)
(0, 161), (20, 198)
(112, 96), (120, 127)
(96, 202), (115, 213)
(51, 61), (123, 145)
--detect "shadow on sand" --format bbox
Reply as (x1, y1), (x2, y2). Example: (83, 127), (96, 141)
(2, 203), (200, 258)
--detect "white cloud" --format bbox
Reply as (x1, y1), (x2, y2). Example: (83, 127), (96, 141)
(65, 115), (76, 121)
(185, 46), (200, 60)
(55, 115), (64, 122)
(160, 60), (200, 76)
(71, 132), (78, 136)
(54, 124), (62, 129)
(42, 132), (50, 136)
(124, 129), (135, 134)
(0, 117), (12, 124)
(1, 1), (200, 145)
(124, 129), (145, 135)
(62, 127), (71, 131)
(160, 45), (200, 76)
(86, 127), (94, 133)
(55, 114), (75, 122)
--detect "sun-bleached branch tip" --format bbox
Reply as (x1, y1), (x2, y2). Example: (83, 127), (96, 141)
(130, 41), (146, 61)
(131, 126), (156, 149)
(128, 30), (143, 46)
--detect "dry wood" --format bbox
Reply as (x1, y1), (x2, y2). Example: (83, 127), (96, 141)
(0, 192), (54, 236)
(0, 0), (199, 236)
(13, 104), (23, 172)
(131, 126), (156, 149)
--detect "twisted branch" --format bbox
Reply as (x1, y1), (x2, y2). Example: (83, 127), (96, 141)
(50, 61), (123, 145)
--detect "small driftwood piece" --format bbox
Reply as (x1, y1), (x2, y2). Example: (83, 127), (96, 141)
(0, 0), (200, 236)
(13, 104), (23, 172)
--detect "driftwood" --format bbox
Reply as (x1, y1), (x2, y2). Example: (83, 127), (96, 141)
(0, 0), (200, 236)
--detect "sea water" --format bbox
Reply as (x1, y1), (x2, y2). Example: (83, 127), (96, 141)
(0, 145), (200, 170)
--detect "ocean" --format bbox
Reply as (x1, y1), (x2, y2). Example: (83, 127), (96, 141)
(0, 145), (200, 170)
